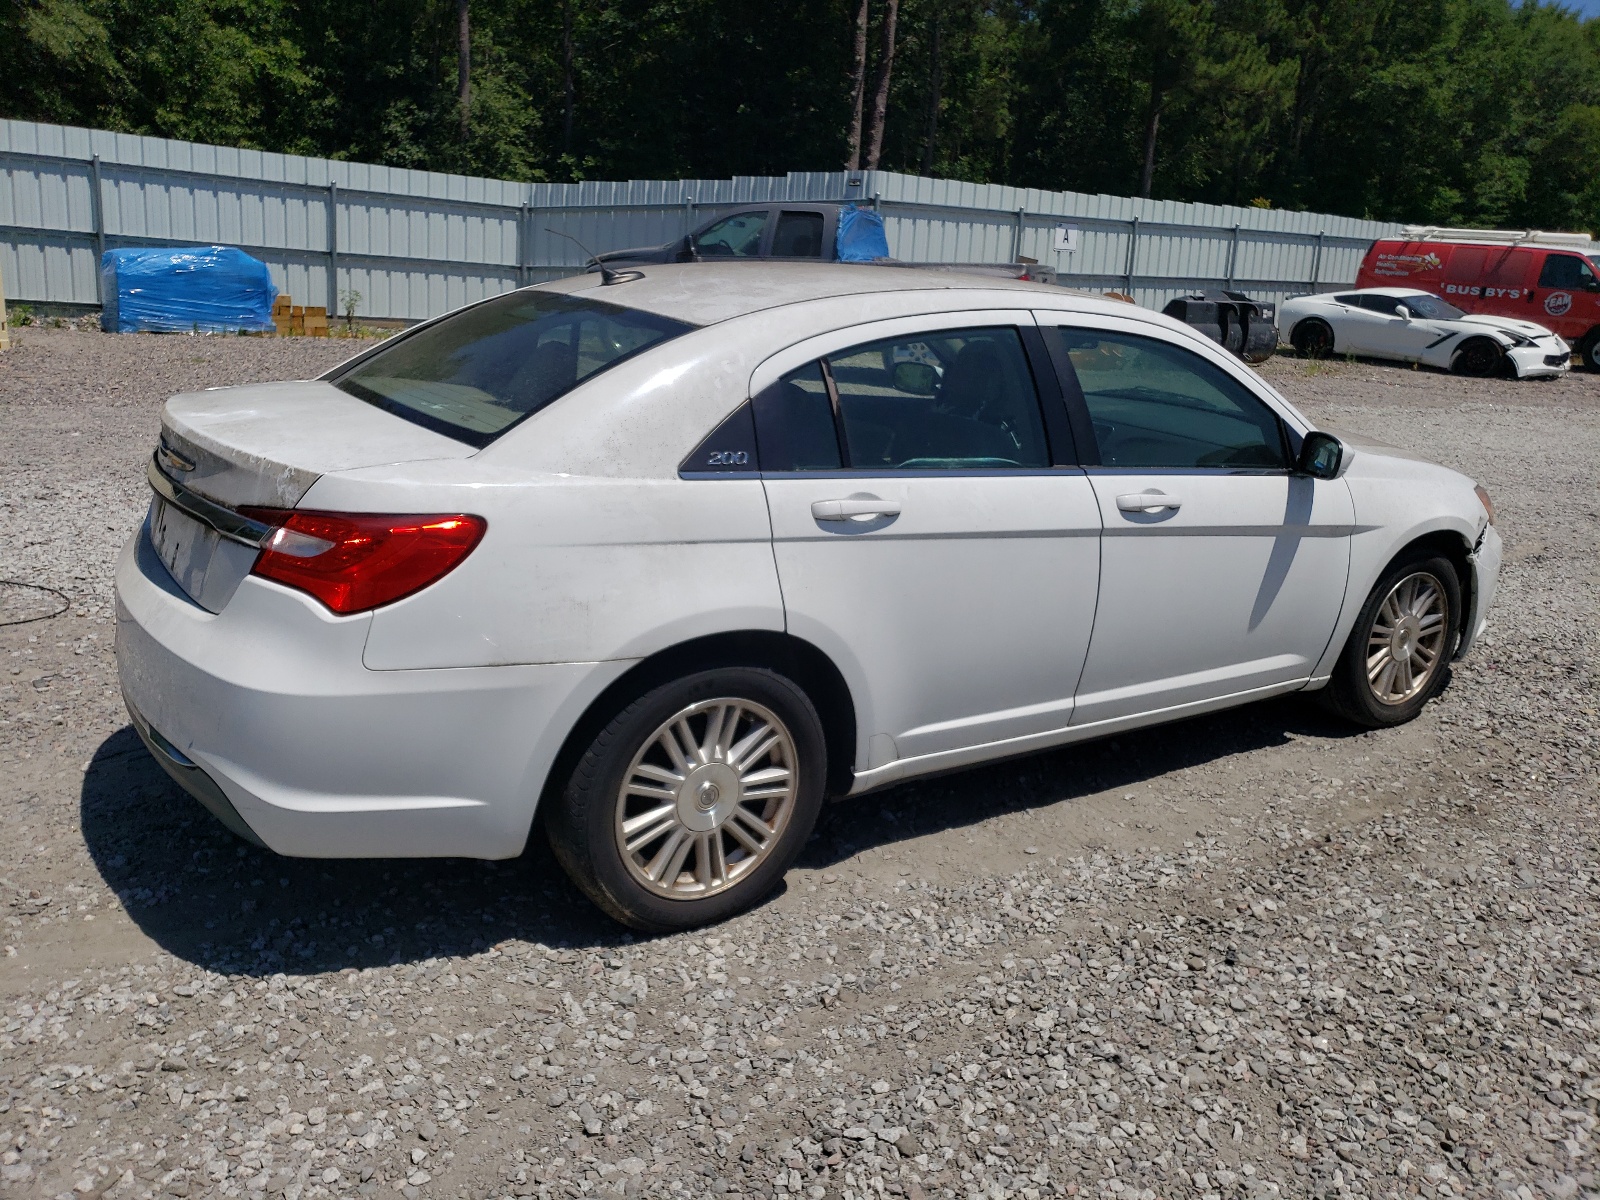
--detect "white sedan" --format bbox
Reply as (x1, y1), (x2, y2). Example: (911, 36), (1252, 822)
(116, 264), (1502, 930)
(1279, 286), (1569, 378)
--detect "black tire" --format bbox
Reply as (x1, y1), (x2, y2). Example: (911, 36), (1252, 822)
(1321, 553), (1460, 728)
(1578, 330), (1600, 372)
(545, 667), (827, 932)
(1450, 337), (1503, 378)
(1290, 318), (1334, 359)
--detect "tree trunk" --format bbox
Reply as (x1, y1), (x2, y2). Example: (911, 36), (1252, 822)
(845, 0), (870, 169)
(920, 14), (942, 175)
(457, 0), (471, 141)
(561, 0), (576, 156)
(863, 0), (900, 170)
(1139, 97), (1162, 197)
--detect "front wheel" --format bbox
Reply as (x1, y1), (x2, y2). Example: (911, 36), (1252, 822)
(545, 667), (827, 931)
(1451, 337), (1503, 377)
(1322, 554), (1460, 727)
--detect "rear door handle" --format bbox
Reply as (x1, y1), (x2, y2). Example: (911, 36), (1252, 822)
(1116, 492), (1182, 513)
(811, 498), (902, 521)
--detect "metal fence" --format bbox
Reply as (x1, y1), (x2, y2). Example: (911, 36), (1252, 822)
(1, 118), (1401, 321)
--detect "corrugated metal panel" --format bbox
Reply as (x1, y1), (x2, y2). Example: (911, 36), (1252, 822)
(0, 118), (1402, 322)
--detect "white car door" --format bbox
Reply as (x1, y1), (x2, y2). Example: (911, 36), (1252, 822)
(1035, 316), (1355, 725)
(753, 313), (1103, 769)
(1322, 294), (1387, 355)
(1355, 294), (1438, 361)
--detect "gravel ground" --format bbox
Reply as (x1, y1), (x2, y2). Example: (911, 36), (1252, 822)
(1, 327), (1597, 1200)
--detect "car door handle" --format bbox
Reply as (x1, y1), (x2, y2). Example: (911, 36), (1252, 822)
(1116, 492), (1182, 513)
(811, 498), (902, 521)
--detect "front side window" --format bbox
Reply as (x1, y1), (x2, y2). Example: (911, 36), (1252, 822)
(331, 290), (692, 447)
(1538, 254), (1597, 290)
(695, 211), (768, 257)
(1059, 329), (1287, 470)
(1357, 294), (1402, 316)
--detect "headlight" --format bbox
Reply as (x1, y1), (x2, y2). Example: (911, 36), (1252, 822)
(1474, 485), (1495, 526)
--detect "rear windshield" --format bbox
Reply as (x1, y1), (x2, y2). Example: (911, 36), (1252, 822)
(330, 290), (694, 447)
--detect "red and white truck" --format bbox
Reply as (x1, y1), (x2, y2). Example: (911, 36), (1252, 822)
(1356, 226), (1600, 369)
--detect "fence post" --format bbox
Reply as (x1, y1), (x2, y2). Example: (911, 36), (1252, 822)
(327, 181), (340, 313)
(1226, 224), (1240, 289)
(89, 154), (107, 304)
(684, 194), (697, 238)
(1012, 207), (1026, 262)
(519, 200), (531, 286)
(1310, 230), (1324, 291)
(1124, 217), (1140, 294)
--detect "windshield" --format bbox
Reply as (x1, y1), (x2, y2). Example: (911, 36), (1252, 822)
(1402, 294), (1466, 320)
(331, 290), (694, 447)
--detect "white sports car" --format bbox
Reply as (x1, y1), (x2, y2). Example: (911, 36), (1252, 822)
(116, 264), (1502, 931)
(1279, 286), (1569, 378)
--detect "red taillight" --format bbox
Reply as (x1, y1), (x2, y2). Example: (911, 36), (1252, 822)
(241, 509), (486, 615)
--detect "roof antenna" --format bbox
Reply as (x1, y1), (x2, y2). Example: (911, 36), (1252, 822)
(546, 228), (643, 286)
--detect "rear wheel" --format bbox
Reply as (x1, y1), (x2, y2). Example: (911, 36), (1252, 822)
(1322, 553), (1460, 728)
(1451, 337), (1503, 377)
(545, 667), (827, 931)
(1578, 330), (1600, 371)
(1290, 318), (1334, 359)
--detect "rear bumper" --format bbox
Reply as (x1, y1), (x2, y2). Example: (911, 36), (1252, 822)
(114, 526), (630, 859)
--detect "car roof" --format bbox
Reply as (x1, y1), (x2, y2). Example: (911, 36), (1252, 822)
(532, 261), (1119, 326)
(1329, 287), (1432, 299)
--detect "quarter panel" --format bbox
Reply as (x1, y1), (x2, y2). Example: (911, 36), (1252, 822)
(296, 465), (784, 670)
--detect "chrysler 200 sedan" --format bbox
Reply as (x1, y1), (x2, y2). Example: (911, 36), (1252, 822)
(116, 264), (1502, 931)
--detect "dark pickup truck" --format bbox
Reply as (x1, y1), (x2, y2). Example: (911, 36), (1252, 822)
(594, 202), (1056, 284)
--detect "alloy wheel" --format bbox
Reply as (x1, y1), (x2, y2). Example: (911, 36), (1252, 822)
(1365, 571), (1449, 705)
(613, 698), (798, 900)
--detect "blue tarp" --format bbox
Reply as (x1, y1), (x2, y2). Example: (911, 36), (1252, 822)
(100, 246), (277, 333)
(836, 206), (891, 262)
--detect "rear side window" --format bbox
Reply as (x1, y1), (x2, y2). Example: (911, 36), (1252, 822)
(1058, 329), (1286, 470)
(1333, 294), (1362, 306)
(831, 329), (1048, 469)
(754, 328), (1050, 471)
(753, 362), (842, 471)
(331, 290), (693, 448)
(772, 212), (826, 258)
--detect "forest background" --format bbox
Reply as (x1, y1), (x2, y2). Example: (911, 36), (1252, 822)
(6, 0), (1600, 233)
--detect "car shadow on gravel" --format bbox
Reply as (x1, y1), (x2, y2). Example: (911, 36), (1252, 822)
(81, 695), (1363, 975)
(795, 692), (1366, 871)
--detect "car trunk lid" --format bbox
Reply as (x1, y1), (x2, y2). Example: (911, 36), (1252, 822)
(146, 380), (475, 612)
(159, 380), (476, 508)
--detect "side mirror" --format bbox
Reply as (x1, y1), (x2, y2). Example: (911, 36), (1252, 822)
(1395, 304), (1411, 321)
(1297, 431), (1344, 480)
(892, 360), (939, 396)
(676, 234), (698, 263)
